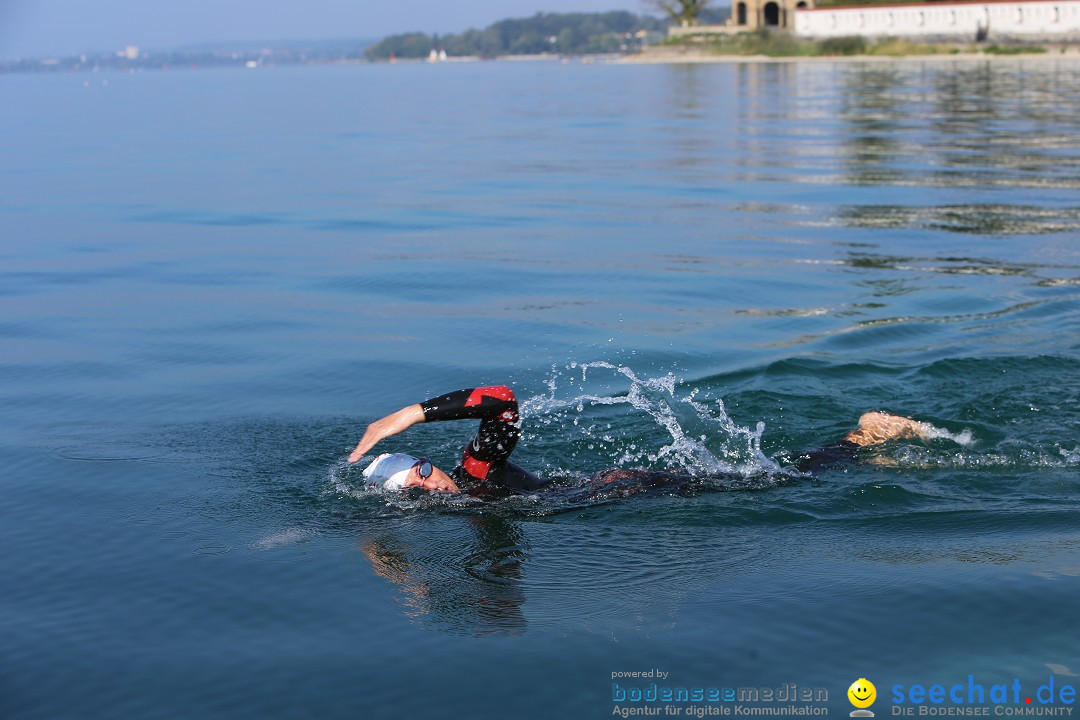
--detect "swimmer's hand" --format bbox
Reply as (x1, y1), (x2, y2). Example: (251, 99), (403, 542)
(348, 404), (426, 463)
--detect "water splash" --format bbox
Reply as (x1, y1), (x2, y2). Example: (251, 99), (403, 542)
(522, 361), (782, 478)
(919, 423), (976, 446)
(328, 458), (367, 499)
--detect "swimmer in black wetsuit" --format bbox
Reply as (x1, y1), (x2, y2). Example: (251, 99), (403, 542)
(349, 385), (545, 495)
(348, 386), (931, 495)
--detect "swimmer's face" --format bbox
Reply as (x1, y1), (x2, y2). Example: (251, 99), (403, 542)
(848, 679), (876, 709)
(402, 463), (459, 493)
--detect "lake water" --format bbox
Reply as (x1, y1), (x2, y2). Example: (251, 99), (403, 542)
(2, 57), (1080, 719)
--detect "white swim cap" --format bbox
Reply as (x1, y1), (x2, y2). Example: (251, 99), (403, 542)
(362, 453), (419, 491)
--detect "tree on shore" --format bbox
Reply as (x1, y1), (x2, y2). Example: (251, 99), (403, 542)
(646, 0), (713, 26)
(365, 11), (667, 60)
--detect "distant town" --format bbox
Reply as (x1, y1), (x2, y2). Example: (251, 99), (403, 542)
(0, 38), (377, 75)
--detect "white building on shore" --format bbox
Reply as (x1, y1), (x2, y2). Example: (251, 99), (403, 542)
(795, 0), (1080, 39)
(667, 0), (1080, 41)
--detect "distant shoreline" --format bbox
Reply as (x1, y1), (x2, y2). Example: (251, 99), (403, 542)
(353, 43), (1080, 66)
(7, 45), (1080, 76)
(355, 45), (1080, 66)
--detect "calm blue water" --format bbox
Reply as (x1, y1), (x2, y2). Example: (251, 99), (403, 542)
(2, 58), (1080, 719)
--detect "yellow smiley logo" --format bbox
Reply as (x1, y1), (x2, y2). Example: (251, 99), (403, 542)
(848, 678), (877, 709)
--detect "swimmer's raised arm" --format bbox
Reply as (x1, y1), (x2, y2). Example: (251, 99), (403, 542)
(349, 404), (426, 463)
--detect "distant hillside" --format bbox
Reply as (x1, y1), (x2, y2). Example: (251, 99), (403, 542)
(366, 11), (675, 60)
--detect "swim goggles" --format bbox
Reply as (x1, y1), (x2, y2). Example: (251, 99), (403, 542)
(413, 457), (433, 480)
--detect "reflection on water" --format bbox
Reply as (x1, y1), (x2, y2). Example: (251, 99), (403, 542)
(838, 60), (1080, 189)
(360, 516), (528, 636)
(835, 204), (1080, 235)
(840, 66), (907, 186)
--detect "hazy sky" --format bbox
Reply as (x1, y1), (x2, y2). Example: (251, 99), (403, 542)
(0, 0), (654, 57)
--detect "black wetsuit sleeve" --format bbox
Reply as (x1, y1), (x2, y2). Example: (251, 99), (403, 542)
(796, 440), (861, 474)
(420, 386), (540, 488)
(420, 387), (518, 424)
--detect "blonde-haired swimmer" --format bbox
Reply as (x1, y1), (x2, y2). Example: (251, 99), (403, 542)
(792, 411), (929, 473)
